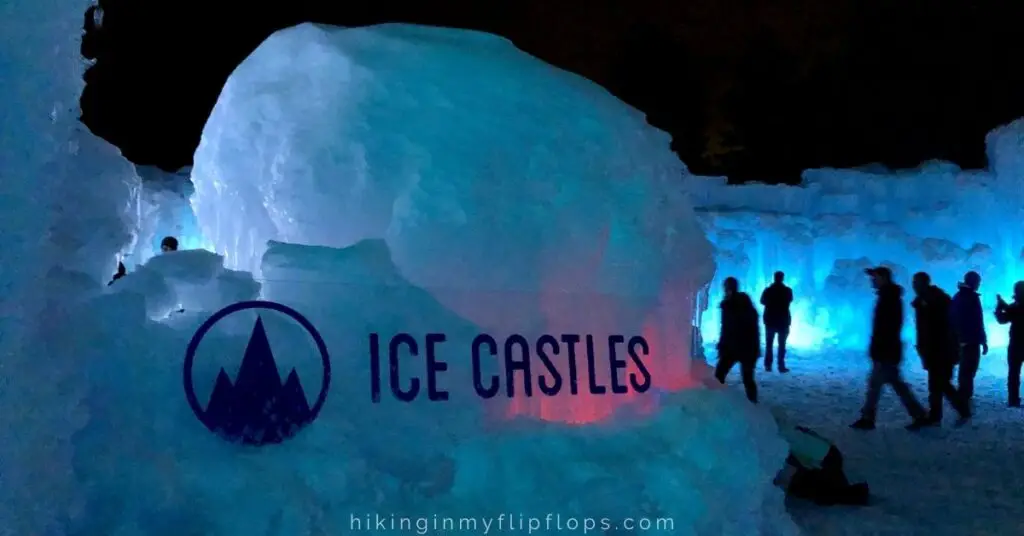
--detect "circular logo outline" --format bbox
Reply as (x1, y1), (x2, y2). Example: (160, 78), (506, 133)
(183, 300), (332, 442)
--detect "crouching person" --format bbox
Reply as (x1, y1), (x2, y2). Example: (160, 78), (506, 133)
(772, 408), (870, 506)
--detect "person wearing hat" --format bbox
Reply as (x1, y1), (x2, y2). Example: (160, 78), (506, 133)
(951, 270), (988, 409)
(850, 266), (930, 431)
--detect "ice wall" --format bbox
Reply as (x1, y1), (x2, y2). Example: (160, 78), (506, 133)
(191, 23), (716, 421)
(0, 0), (141, 534)
(69, 243), (798, 536)
(689, 118), (1024, 352)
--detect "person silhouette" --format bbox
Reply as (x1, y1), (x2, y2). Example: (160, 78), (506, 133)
(995, 281), (1024, 407)
(951, 270), (988, 410)
(760, 271), (793, 373)
(715, 277), (761, 403)
(851, 266), (929, 431)
(911, 272), (969, 426)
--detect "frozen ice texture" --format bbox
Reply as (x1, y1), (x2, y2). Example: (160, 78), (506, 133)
(0, 0), (141, 534)
(192, 22), (717, 419)
(108, 248), (260, 318)
(128, 165), (209, 266)
(689, 117), (1024, 356)
(65, 240), (798, 536)
(2, 10), (796, 533)
(179, 22), (796, 535)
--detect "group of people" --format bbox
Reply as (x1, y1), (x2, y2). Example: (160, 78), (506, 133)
(713, 270), (794, 404)
(714, 266), (1024, 430)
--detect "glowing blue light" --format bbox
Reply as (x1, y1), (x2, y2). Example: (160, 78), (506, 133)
(700, 267), (1021, 353)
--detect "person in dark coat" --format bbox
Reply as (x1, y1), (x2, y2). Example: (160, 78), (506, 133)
(715, 277), (761, 403)
(995, 281), (1024, 407)
(951, 270), (988, 408)
(911, 272), (970, 425)
(851, 266), (929, 431)
(760, 271), (793, 373)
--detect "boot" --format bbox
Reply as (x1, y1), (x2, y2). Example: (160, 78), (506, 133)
(849, 418), (875, 430)
(905, 416), (933, 431)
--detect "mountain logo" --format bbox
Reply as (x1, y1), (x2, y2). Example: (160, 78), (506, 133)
(183, 300), (332, 446)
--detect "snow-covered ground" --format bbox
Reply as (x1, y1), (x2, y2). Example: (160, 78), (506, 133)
(727, 349), (1024, 536)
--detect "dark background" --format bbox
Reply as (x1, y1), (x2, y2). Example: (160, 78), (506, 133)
(80, 0), (1024, 184)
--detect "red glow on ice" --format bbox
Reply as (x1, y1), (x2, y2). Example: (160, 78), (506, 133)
(427, 225), (705, 425)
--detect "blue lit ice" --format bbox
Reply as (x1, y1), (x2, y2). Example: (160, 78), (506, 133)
(1, 17), (796, 536)
(5, 2), (1024, 533)
(689, 125), (1024, 358)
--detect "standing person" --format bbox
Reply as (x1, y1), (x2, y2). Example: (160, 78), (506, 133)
(761, 271), (794, 373)
(715, 277), (761, 403)
(850, 266), (930, 431)
(995, 282), (1024, 407)
(951, 271), (988, 408)
(911, 272), (970, 425)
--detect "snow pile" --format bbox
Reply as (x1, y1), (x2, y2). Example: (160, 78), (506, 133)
(689, 118), (1024, 354)
(66, 241), (797, 536)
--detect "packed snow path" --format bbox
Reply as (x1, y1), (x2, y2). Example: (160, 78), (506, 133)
(726, 350), (1024, 536)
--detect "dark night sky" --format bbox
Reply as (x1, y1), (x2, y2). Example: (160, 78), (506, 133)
(80, 0), (1024, 184)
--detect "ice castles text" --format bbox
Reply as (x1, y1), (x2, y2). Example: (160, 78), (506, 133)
(368, 333), (653, 402)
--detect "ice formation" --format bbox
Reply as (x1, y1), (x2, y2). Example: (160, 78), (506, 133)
(1, 13), (799, 536)
(128, 165), (211, 266)
(84, 245), (796, 536)
(690, 118), (1024, 360)
(0, 1), (143, 535)
(183, 21), (795, 535)
(192, 22), (718, 422)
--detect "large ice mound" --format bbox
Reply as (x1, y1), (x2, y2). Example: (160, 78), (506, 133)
(180, 22), (797, 535)
(66, 241), (797, 536)
(689, 118), (1024, 355)
(192, 22), (716, 417)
